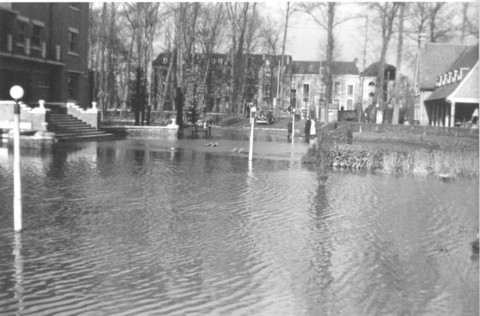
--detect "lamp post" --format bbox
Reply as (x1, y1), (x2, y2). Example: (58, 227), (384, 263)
(10, 85), (24, 232)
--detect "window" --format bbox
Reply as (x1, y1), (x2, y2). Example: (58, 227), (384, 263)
(320, 67), (325, 79)
(68, 28), (78, 53)
(67, 73), (79, 100)
(347, 99), (353, 110)
(31, 24), (43, 47)
(16, 20), (28, 45)
(36, 72), (50, 88)
(291, 82), (296, 91)
(347, 84), (354, 96)
(303, 83), (309, 97)
(334, 82), (341, 95)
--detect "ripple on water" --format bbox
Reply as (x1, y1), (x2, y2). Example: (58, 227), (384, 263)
(0, 141), (477, 315)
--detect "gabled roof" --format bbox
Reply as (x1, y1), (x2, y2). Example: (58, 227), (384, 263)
(417, 43), (469, 90)
(425, 44), (479, 102)
(285, 61), (320, 75)
(285, 60), (358, 75)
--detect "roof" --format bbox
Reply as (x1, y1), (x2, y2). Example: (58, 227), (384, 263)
(425, 45), (479, 102)
(362, 62), (396, 80)
(417, 43), (470, 90)
(285, 60), (358, 75)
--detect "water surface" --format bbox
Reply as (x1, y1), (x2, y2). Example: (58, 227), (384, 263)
(0, 137), (478, 315)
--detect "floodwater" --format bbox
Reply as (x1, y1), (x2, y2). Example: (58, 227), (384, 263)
(0, 132), (478, 315)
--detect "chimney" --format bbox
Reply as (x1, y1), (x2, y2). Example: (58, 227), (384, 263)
(418, 33), (428, 49)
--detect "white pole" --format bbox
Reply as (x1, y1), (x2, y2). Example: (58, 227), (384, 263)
(10, 86), (24, 232)
(13, 102), (22, 232)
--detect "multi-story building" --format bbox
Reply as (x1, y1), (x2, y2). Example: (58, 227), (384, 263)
(282, 59), (360, 119)
(153, 52), (283, 114)
(0, 3), (89, 106)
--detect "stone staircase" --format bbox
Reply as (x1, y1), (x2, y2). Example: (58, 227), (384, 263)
(48, 113), (114, 141)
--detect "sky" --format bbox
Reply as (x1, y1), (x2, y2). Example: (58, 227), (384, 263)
(263, 1), (479, 77)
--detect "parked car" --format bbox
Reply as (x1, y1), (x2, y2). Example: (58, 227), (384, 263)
(256, 110), (274, 125)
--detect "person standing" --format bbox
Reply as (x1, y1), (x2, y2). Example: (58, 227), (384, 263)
(304, 118), (311, 143)
(310, 119), (316, 138)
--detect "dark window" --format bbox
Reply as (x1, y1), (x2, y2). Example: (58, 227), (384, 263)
(16, 21), (27, 44)
(347, 84), (353, 96)
(67, 73), (79, 100)
(303, 83), (309, 97)
(68, 30), (78, 53)
(32, 25), (42, 47)
(36, 72), (50, 87)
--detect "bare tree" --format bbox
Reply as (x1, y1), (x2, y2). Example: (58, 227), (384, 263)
(406, 2), (462, 46)
(392, 3), (406, 125)
(124, 2), (161, 125)
(197, 3), (226, 113)
(226, 2), (251, 115)
(368, 2), (400, 123)
(299, 2), (352, 123)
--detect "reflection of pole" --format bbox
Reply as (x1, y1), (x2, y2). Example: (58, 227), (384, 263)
(249, 116), (254, 162)
(291, 113), (295, 145)
(14, 232), (24, 313)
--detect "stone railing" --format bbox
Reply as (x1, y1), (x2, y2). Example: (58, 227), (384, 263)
(0, 100), (50, 132)
(66, 102), (100, 129)
(0, 100), (100, 133)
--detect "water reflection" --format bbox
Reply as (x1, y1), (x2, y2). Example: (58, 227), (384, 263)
(13, 232), (24, 315)
(0, 139), (477, 315)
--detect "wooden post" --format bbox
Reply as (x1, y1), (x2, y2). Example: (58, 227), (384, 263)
(450, 102), (456, 127)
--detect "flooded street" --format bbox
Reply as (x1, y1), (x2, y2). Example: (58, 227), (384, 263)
(0, 136), (478, 315)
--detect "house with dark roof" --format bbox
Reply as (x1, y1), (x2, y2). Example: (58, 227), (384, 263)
(413, 35), (479, 126)
(283, 59), (359, 120)
(360, 62), (396, 108)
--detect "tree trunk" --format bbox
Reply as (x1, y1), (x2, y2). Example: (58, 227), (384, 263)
(324, 3), (335, 124)
(392, 3), (405, 125)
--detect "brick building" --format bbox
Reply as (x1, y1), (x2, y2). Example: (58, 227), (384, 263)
(153, 52), (283, 114)
(0, 3), (89, 106)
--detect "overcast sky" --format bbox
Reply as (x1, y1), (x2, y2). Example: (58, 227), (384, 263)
(264, 1), (479, 77)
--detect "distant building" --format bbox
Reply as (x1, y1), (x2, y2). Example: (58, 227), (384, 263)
(413, 34), (479, 126)
(0, 3), (90, 106)
(360, 62), (397, 110)
(152, 52), (285, 114)
(283, 59), (359, 119)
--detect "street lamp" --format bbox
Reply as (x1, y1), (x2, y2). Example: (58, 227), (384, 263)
(10, 85), (24, 232)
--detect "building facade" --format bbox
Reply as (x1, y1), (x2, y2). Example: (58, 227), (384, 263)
(283, 60), (360, 119)
(153, 52), (283, 115)
(0, 3), (89, 106)
(413, 35), (479, 126)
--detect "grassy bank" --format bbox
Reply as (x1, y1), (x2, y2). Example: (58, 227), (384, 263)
(303, 123), (479, 179)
